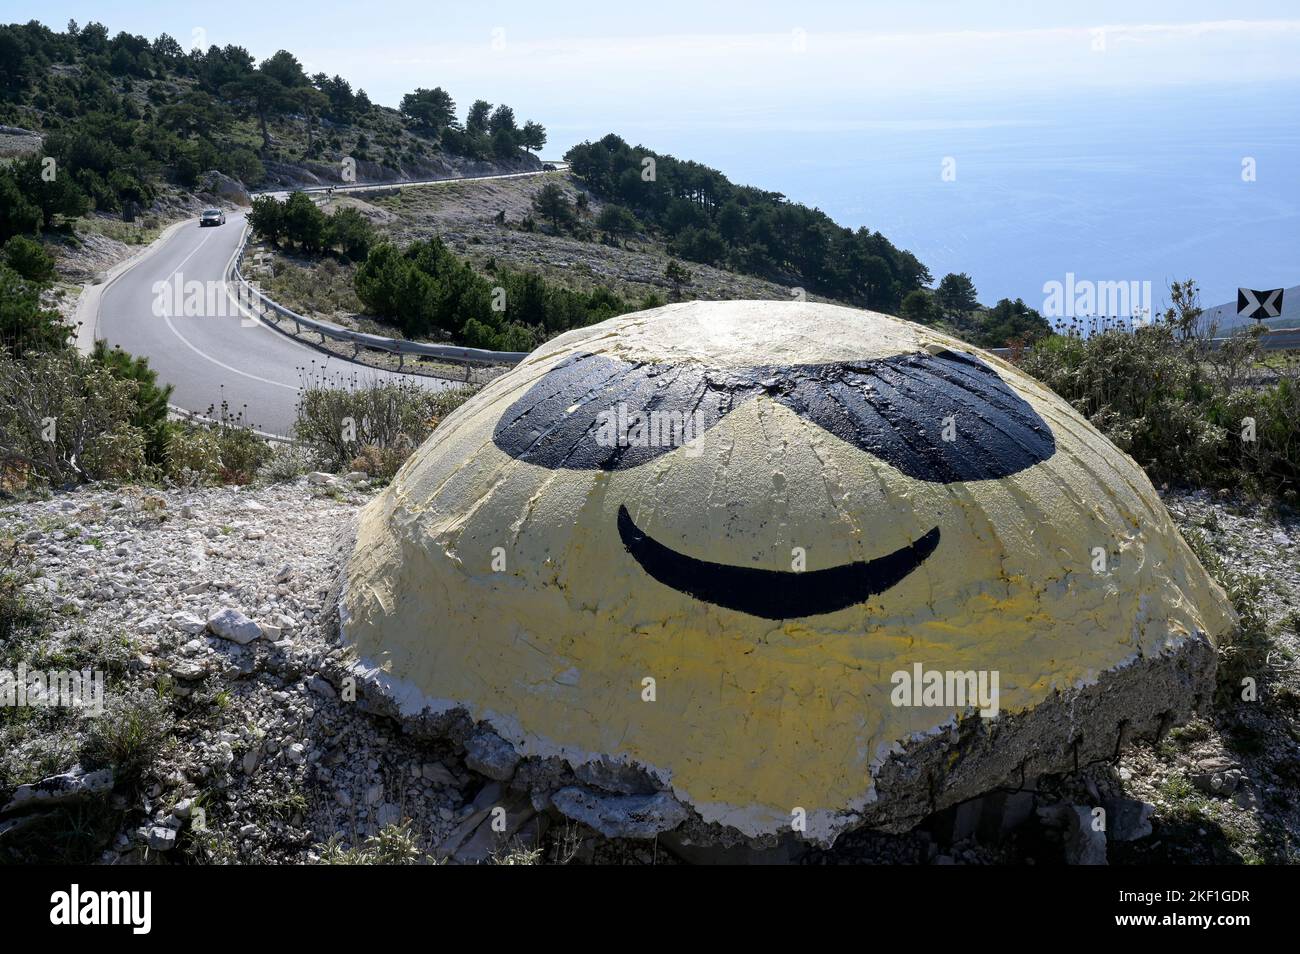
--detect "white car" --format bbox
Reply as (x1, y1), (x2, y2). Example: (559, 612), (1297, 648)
(199, 209), (226, 227)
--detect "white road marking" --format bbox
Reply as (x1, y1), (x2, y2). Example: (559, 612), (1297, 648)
(159, 310), (301, 391)
(153, 221), (301, 392)
(167, 228), (214, 276)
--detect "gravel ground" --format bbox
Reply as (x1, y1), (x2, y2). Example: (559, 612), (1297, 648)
(1, 480), (1296, 865)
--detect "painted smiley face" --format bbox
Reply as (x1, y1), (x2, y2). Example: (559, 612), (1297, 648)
(340, 301), (1235, 843)
(490, 348), (1055, 618)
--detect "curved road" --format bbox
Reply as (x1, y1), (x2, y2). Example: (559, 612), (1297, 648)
(95, 211), (453, 437)
(95, 168), (569, 436)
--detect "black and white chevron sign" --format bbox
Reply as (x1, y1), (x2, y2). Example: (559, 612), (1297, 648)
(1237, 287), (1284, 321)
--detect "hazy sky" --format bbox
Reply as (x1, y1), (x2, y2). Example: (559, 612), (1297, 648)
(10, 1), (1300, 148)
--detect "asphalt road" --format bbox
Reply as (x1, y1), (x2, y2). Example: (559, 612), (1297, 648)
(94, 212), (454, 437)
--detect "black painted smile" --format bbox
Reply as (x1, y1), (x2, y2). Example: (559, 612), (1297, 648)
(617, 505), (940, 620)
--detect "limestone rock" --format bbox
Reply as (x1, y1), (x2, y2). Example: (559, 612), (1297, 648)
(206, 608), (262, 645)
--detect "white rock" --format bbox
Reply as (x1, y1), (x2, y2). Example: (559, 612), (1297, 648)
(307, 472), (336, 485)
(146, 826), (177, 851)
(4, 768), (114, 813)
(307, 675), (336, 699)
(172, 612), (207, 634)
(206, 608), (262, 645)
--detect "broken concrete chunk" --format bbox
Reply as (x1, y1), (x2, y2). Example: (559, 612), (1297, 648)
(464, 729), (520, 782)
(1064, 806), (1108, 865)
(551, 786), (688, 839)
(1103, 798), (1154, 842)
(573, 757), (659, 795)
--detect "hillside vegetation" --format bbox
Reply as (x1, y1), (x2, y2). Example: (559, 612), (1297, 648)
(0, 18), (547, 223)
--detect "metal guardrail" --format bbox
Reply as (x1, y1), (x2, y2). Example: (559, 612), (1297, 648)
(228, 227), (529, 372)
(247, 164), (568, 201)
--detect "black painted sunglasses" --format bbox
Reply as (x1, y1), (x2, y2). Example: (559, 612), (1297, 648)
(492, 349), (1055, 484)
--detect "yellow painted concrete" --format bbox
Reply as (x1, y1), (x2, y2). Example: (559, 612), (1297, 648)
(341, 301), (1236, 839)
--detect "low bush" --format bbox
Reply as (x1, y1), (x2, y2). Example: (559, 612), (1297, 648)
(82, 689), (174, 785)
(258, 442), (320, 482)
(164, 412), (271, 486)
(0, 263), (69, 355)
(92, 341), (173, 465)
(295, 375), (477, 477)
(0, 538), (41, 641)
(0, 348), (147, 487)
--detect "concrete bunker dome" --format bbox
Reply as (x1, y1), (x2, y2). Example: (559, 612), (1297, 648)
(337, 300), (1236, 845)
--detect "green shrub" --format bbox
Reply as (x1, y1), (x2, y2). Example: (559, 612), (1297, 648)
(82, 690), (173, 784)
(258, 442), (319, 482)
(91, 341), (172, 465)
(165, 418), (271, 485)
(0, 539), (42, 641)
(216, 424), (272, 483)
(81, 423), (146, 480)
(0, 171), (42, 243)
(354, 236), (630, 347)
(326, 206), (375, 260)
(248, 195), (285, 245)
(1183, 528), (1271, 703)
(316, 820), (430, 864)
(295, 376), (477, 475)
(0, 348), (146, 487)
(0, 264), (70, 354)
(282, 191), (327, 252)
(2, 236), (56, 284)
(164, 425), (221, 482)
